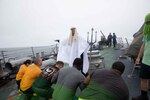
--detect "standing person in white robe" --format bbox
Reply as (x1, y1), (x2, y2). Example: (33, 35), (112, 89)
(57, 27), (90, 74)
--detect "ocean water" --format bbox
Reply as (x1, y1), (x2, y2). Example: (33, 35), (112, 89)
(0, 45), (57, 64)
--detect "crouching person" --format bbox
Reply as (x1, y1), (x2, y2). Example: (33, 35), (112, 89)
(16, 59), (32, 89)
(32, 61), (64, 100)
(79, 61), (129, 100)
(20, 58), (42, 100)
(52, 58), (85, 100)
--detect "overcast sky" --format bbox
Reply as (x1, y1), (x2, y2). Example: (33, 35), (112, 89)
(0, 0), (150, 48)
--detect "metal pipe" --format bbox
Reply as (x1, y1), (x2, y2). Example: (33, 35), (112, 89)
(5, 57), (32, 70)
(8, 58), (16, 62)
(1, 51), (7, 64)
(31, 47), (35, 60)
(95, 31), (97, 42)
(41, 52), (45, 58)
(36, 53), (40, 58)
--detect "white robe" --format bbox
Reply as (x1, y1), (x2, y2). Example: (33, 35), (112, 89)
(57, 36), (89, 73)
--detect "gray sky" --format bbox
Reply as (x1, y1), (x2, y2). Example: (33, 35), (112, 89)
(0, 0), (150, 48)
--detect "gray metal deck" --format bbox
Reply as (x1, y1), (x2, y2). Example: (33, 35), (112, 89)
(0, 47), (149, 100)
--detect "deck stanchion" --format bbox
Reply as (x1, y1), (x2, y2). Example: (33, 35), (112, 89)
(87, 28), (97, 66)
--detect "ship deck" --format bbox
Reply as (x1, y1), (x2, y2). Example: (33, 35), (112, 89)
(0, 47), (149, 100)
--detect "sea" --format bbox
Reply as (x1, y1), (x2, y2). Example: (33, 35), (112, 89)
(0, 44), (57, 64)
